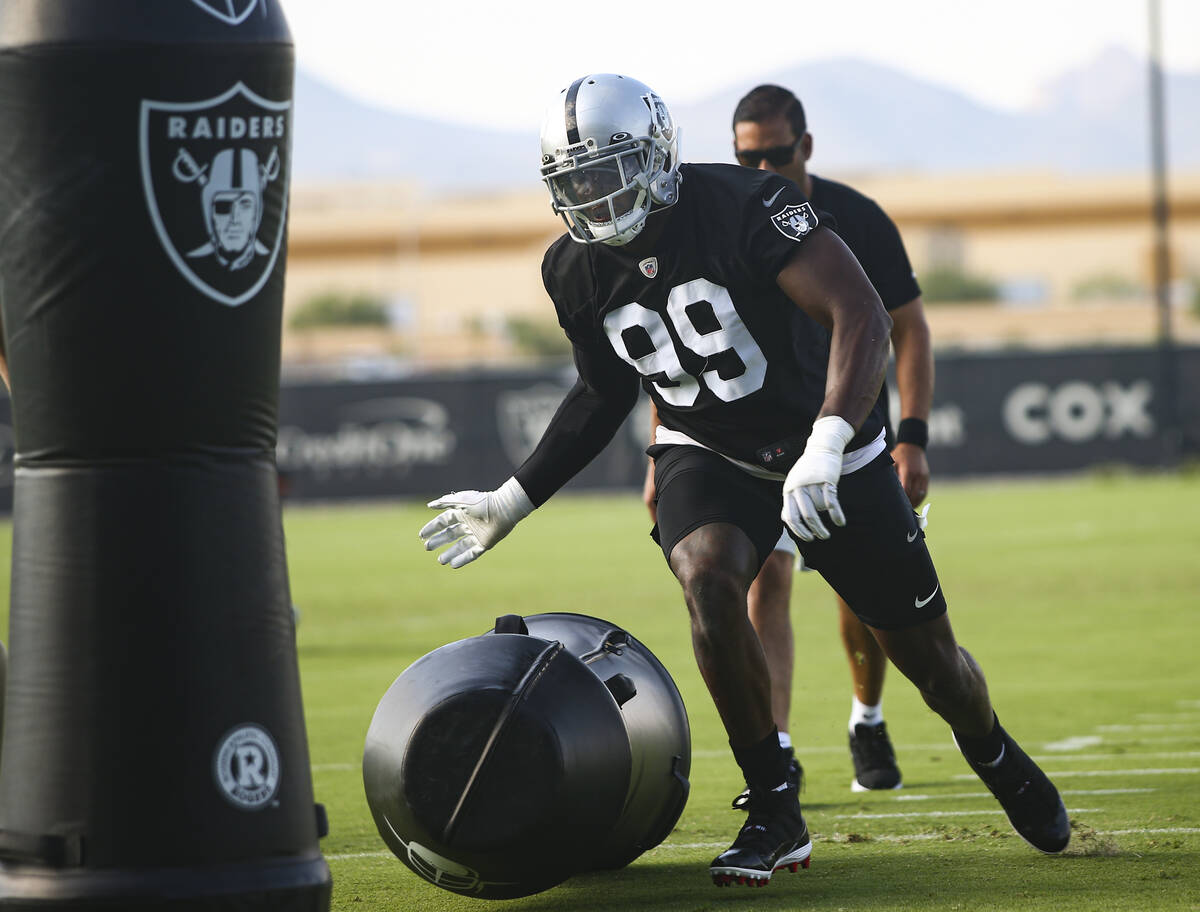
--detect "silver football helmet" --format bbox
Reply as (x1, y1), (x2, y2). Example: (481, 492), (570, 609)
(539, 74), (681, 246)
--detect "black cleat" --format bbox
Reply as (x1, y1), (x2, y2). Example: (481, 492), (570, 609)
(849, 722), (903, 791)
(731, 750), (803, 810)
(711, 786), (811, 886)
(956, 730), (1071, 854)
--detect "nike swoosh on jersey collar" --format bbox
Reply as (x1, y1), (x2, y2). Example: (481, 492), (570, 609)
(762, 186), (785, 207)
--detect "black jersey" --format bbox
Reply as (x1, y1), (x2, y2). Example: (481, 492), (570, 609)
(538, 163), (886, 481)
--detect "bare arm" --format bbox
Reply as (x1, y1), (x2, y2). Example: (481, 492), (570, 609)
(775, 229), (892, 431)
(888, 296), (934, 505)
(775, 229), (892, 541)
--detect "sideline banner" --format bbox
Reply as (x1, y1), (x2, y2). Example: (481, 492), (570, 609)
(0, 346), (1194, 510)
(272, 367), (653, 502)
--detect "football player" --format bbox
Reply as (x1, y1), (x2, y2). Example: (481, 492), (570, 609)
(420, 74), (1070, 886)
(643, 84), (932, 799)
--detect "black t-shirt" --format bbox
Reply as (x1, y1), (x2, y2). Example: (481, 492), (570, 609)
(809, 175), (921, 443)
(535, 162), (886, 487)
(808, 174), (920, 312)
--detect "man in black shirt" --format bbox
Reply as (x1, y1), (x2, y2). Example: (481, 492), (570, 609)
(645, 84), (932, 800)
(420, 73), (1070, 886)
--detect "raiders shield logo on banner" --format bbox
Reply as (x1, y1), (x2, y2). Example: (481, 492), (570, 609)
(496, 382), (572, 466)
(770, 202), (818, 242)
(140, 82), (291, 307)
(188, 0), (261, 26)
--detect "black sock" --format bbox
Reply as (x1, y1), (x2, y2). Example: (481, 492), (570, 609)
(732, 727), (789, 793)
(954, 712), (1006, 766)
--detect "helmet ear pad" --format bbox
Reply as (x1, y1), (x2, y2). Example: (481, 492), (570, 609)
(647, 141), (679, 208)
(642, 92), (680, 208)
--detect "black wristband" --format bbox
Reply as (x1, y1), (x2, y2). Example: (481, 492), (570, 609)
(896, 417), (929, 449)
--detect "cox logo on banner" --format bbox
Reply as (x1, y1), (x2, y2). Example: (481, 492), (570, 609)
(140, 82), (291, 307)
(1003, 380), (1155, 445)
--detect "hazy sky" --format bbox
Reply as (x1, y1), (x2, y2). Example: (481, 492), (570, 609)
(282, 0), (1199, 131)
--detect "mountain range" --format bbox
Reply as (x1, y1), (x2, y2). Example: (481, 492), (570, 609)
(291, 47), (1200, 194)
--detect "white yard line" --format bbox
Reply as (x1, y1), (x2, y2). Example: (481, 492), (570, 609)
(324, 826), (1200, 862)
(1135, 713), (1200, 721)
(1044, 735), (1103, 751)
(645, 826), (1200, 853)
(832, 808), (1102, 820)
(327, 851), (393, 860)
(897, 788), (1154, 800)
(694, 741), (1200, 761)
(954, 767), (1198, 780)
(1033, 751), (1200, 762)
(1097, 724), (1195, 732)
(1103, 827), (1200, 836)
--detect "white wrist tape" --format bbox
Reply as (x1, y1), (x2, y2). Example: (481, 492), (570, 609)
(494, 476), (535, 525)
(804, 415), (855, 462)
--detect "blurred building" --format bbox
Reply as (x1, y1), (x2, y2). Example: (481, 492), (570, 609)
(283, 171), (1200, 376)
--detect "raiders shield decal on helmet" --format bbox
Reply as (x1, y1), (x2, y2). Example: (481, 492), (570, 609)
(188, 0), (261, 26)
(646, 94), (675, 142)
(770, 202), (818, 242)
(140, 82), (291, 307)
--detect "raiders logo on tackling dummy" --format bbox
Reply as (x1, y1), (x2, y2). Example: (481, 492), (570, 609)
(770, 202), (818, 242)
(140, 82), (291, 307)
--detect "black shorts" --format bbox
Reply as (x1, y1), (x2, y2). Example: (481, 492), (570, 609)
(649, 444), (947, 631)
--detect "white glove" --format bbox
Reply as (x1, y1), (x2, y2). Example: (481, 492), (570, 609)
(419, 477), (534, 569)
(782, 416), (855, 542)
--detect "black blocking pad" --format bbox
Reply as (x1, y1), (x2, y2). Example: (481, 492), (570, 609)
(0, 4), (332, 908)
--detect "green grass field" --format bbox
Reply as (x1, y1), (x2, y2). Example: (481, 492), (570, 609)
(4, 470), (1200, 909)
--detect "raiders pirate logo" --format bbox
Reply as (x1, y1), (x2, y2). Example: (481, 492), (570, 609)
(496, 382), (572, 466)
(139, 82), (291, 307)
(189, 0), (261, 26)
(770, 202), (819, 242)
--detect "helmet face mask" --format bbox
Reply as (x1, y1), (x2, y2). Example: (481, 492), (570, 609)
(540, 75), (681, 246)
(544, 142), (651, 243)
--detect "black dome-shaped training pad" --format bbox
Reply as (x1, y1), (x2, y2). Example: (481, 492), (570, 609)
(489, 613), (691, 870)
(363, 632), (633, 899)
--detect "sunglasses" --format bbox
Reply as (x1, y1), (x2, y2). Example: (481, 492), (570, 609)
(735, 141), (799, 168)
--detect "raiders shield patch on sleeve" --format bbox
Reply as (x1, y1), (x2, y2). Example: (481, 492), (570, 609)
(770, 202), (819, 242)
